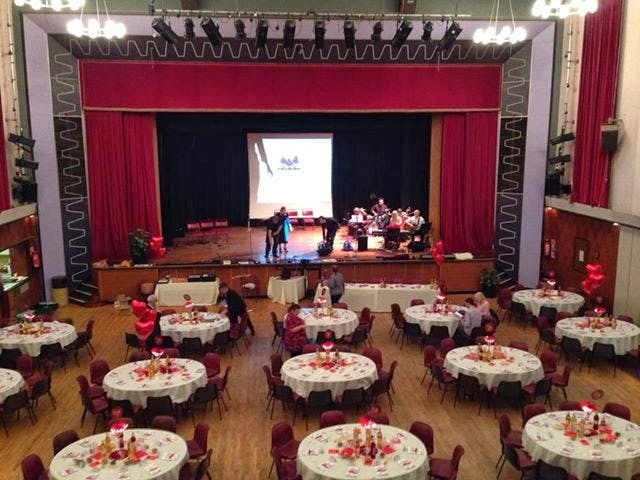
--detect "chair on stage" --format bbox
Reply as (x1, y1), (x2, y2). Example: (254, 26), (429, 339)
(301, 209), (315, 227)
(213, 219), (230, 244)
(287, 210), (300, 226)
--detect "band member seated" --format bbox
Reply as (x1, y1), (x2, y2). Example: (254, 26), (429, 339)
(384, 210), (403, 250)
(318, 216), (340, 249)
(405, 209), (427, 241)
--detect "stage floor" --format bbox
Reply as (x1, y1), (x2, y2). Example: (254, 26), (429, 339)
(158, 226), (417, 265)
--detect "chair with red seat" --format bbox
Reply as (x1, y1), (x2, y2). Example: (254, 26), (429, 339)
(53, 430), (80, 454)
(186, 422), (209, 460)
(439, 338), (457, 356)
(535, 460), (571, 479)
(287, 210), (300, 226)
(21, 454), (48, 480)
(521, 402), (546, 428)
(76, 374), (105, 400)
(561, 337), (588, 368)
(301, 209), (315, 227)
(491, 380), (522, 417)
(540, 349), (559, 376)
(270, 422), (300, 478)
(1, 390), (37, 436)
(202, 353), (221, 378)
(603, 402), (631, 421)
(409, 421), (434, 455)
(550, 365), (573, 400)
(420, 345), (439, 384)
(209, 366), (232, 410)
(271, 312), (285, 352)
(76, 375), (109, 433)
(508, 340), (529, 352)
(429, 444), (465, 480)
(362, 347), (383, 372)
(332, 302), (348, 310)
(410, 299), (425, 306)
(270, 353), (284, 377)
(151, 415), (177, 432)
(319, 410), (345, 428)
(495, 414), (523, 471)
(89, 359), (110, 386)
(498, 443), (535, 479)
(164, 348), (180, 358)
(617, 314), (634, 323)
(427, 364), (456, 405)
(558, 400), (582, 411)
(195, 448), (213, 480)
(521, 377), (552, 408)
(129, 351), (150, 362)
(454, 373), (484, 415)
(16, 354), (34, 380)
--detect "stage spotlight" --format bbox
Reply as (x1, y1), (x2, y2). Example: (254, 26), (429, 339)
(421, 21), (433, 41)
(184, 18), (195, 40)
(15, 157), (39, 170)
(201, 17), (222, 46)
(371, 21), (383, 41)
(391, 20), (413, 48)
(314, 20), (326, 49)
(437, 20), (462, 51)
(343, 20), (356, 49)
(255, 18), (269, 48)
(152, 17), (179, 45)
(550, 131), (575, 145)
(234, 18), (246, 39)
(283, 19), (296, 49)
(8, 133), (35, 149)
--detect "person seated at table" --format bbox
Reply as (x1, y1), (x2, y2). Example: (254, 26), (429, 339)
(318, 216), (340, 249)
(453, 297), (482, 345)
(474, 292), (492, 319)
(218, 282), (256, 335)
(284, 303), (307, 356)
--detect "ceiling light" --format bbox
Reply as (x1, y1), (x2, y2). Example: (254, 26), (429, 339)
(532, 0), (598, 19)
(283, 19), (296, 49)
(152, 17), (179, 44)
(437, 21), (462, 51)
(14, 0), (84, 11)
(421, 21), (433, 42)
(473, 0), (526, 45)
(234, 19), (247, 39)
(314, 20), (326, 49)
(371, 21), (383, 42)
(255, 19), (269, 48)
(343, 20), (356, 49)
(391, 20), (413, 49)
(66, 1), (126, 39)
(201, 17), (222, 46)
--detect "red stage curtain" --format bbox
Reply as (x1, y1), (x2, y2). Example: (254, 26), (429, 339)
(86, 112), (159, 261)
(440, 112), (498, 254)
(0, 93), (10, 212)
(571, 0), (622, 207)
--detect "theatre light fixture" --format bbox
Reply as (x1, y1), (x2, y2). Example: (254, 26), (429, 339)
(14, 0), (84, 11)
(201, 17), (222, 46)
(532, 0), (597, 19)
(473, 0), (526, 45)
(184, 18), (195, 40)
(371, 21), (383, 42)
(343, 20), (356, 49)
(421, 21), (433, 42)
(255, 18), (269, 48)
(391, 20), (413, 49)
(67, 0), (126, 39)
(8, 133), (36, 150)
(152, 17), (179, 44)
(234, 19), (247, 39)
(283, 19), (296, 49)
(438, 21), (463, 51)
(314, 20), (326, 49)
(550, 131), (575, 145)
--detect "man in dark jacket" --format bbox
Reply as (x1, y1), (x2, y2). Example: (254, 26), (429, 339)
(318, 216), (339, 249)
(219, 282), (255, 335)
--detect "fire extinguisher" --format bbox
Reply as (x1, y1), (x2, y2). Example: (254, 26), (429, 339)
(30, 246), (40, 268)
(550, 238), (557, 260)
(544, 237), (551, 257)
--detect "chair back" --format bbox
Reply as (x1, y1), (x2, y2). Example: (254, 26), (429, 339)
(616, 315), (634, 323)
(592, 342), (615, 360)
(390, 303), (401, 317)
(129, 351), (150, 362)
(508, 341), (529, 352)
(203, 353), (222, 374)
(423, 345), (437, 367)
(218, 366), (232, 390)
(410, 299), (425, 306)
(539, 306), (558, 321)
(535, 460), (569, 480)
(498, 414), (512, 442)
(522, 403), (546, 427)
(511, 302), (527, 318)
(89, 359), (110, 386)
(409, 421), (434, 455)
(125, 332), (140, 348)
(532, 377), (552, 398)
(316, 330), (335, 344)
(456, 373), (480, 399)
(558, 400), (582, 411)
(146, 395), (174, 417)
(340, 388), (365, 406)
(16, 354), (33, 378)
(195, 448), (213, 480)
(602, 402), (631, 421)
(307, 390), (333, 408)
(30, 378), (49, 401)
(151, 415), (177, 432)
(319, 410), (346, 428)
(439, 338), (456, 356)
(76, 374), (91, 397)
(561, 336), (583, 355)
(86, 319), (95, 339)
(497, 381), (522, 401)
(271, 421), (295, 449)
(21, 454), (46, 480)
(164, 348), (180, 358)
(332, 302), (348, 310)
(370, 412), (389, 425)
(192, 422), (209, 450)
(180, 337), (204, 357)
(273, 384), (295, 403)
(53, 430), (80, 454)
(451, 444), (465, 471)
(540, 349), (558, 373)
(428, 325), (450, 341)
(362, 348), (383, 370)
(537, 316), (552, 331)
(586, 473), (624, 480)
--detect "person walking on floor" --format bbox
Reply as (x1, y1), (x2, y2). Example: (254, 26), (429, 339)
(324, 265), (345, 305)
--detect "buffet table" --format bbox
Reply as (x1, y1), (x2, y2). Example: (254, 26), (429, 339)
(153, 281), (219, 307)
(267, 276), (307, 305)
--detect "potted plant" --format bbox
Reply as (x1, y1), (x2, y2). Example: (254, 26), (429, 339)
(479, 268), (498, 298)
(129, 228), (150, 265)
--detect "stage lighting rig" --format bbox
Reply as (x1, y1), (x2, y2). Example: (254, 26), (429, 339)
(550, 131), (575, 145)
(371, 21), (383, 42)
(152, 17), (179, 45)
(255, 18), (269, 48)
(283, 19), (296, 49)
(421, 21), (433, 42)
(437, 20), (462, 52)
(8, 133), (35, 150)
(343, 20), (356, 49)
(314, 20), (326, 49)
(201, 17), (222, 46)
(15, 157), (39, 170)
(391, 20), (413, 49)
(234, 18), (247, 39)
(184, 18), (195, 40)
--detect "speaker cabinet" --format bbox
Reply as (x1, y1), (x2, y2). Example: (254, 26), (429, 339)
(601, 124), (619, 153)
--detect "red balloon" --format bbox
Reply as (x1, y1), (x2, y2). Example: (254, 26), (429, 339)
(135, 317), (154, 339)
(547, 270), (556, 279)
(589, 273), (604, 284)
(581, 279), (593, 295)
(131, 300), (147, 318)
(435, 254), (445, 267)
(585, 264), (597, 274)
(484, 322), (495, 334)
(435, 241), (445, 254)
(430, 247), (438, 257)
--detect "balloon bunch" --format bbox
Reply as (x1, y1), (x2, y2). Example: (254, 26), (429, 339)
(149, 236), (167, 258)
(131, 299), (156, 340)
(430, 241), (446, 276)
(581, 263), (605, 296)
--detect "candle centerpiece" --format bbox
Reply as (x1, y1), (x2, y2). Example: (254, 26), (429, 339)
(558, 402), (618, 443)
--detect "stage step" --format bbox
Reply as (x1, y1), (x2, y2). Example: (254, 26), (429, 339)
(68, 278), (100, 307)
(69, 295), (89, 305)
(74, 288), (94, 297)
(80, 282), (98, 292)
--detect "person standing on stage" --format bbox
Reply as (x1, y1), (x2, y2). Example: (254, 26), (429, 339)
(218, 282), (255, 335)
(371, 197), (388, 216)
(318, 216), (339, 249)
(278, 206), (292, 255)
(265, 213), (282, 259)
(324, 265), (345, 305)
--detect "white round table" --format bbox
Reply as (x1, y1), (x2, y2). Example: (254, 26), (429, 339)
(297, 423), (429, 480)
(281, 353), (377, 400)
(404, 305), (462, 337)
(49, 429), (188, 480)
(0, 321), (77, 357)
(159, 312), (230, 344)
(0, 368), (25, 403)
(555, 317), (640, 355)
(298, 308), (359, 340)
(512, 289), (584, 317)
(523, 411), (640, 480)
(103, 359), (207, 406)
(444, 346), (544, 389)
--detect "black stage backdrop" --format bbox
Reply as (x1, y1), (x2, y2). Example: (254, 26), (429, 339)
(157, 113), (431, 241)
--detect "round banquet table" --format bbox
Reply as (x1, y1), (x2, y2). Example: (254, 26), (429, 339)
(404, 305), (462, 337)
(281, 352), (377, 400)
(522, 411), (640, 480)
(298, 308), (359, 340)
(0, 321), (77, 357)
(444, 346), (544, 390)
(297, 423), (429, 480)
(49, 429), (188, 480)
(555, 317), (640, 355)
(512, 289), (584, 317)
(102, 359), (207, 406)
(159, 312), (230, 344)
(0, 368), (25, 403)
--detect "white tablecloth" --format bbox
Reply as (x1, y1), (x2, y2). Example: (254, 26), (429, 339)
(49, 429), (188, 480)
(0, 368), (25, 403)
(404, 305), (462, 336)
(298, 308), (359, 340)
(338, 283), (437, 313)
(555, 317), (640, 355)
(297, 424), (429, 480)
(268, 276), (307, 305)
(160, 313), (230, 344)
(154, 281), (219, 307)
(103, 359), (207, 406)
(512, 289), (584, 317)
(523, 411), (640, 480)
(281, 353), (377, 400)
(444, 346), (544, 390)
(0, 322), (77, 357)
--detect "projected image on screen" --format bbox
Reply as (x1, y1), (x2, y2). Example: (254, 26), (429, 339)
(247, 133), (333, 219)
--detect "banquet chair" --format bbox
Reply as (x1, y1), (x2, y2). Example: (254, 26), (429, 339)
(0, 390), (36, 436)
(424, 326), (450, 348)
(301, 209), (315, 227)
(151, 415), (177, 432)
(78, 319), (97, 356)
(16, 354), (34, 379)
(301, 344), (319, 354)
(521, 403), (546, 428)
(187, 422), (209, 460)
(491, 381), (522, 417)
(410, 299), (425, 306)
(161, 309), (176, 316)
(369, 411), (390, 425)
(89, 359), (110, 386)
(316, 330), (336, 344)
(20, 454), (48, 480)
(439, 337), (457, 356)
(76, 381), (109, 434)
(602, 402), (631, 421)
(270, 353), (283, 377)
(302, 390), (333, 429)
(362, 347), (383, 371)
(401, 322), (425, 350)
(26, 359), (56, 408)
(109, 399), (141, 421)
(210, 366), (232, 406)
(270, 385), (299, 424)
(203, 353), (222, 378)
(557, 400), (582, 411)
(589, 342), (617, 376)
(521, 378), (552, 408)
(195, 306), (208, 313)
(561, 337), (588, 368)
(39, 342), (66, 371)
(368, 376), (394, 411)
(498, 443), (535, 479)
(195, 448), (213, 480)
(550, 365), (573, 401)
(189, 384), (223, 423)
(538, 306), (558, 323)
(319, 410), (345, 428)
(409, 421), (434, 455)
(270, 422), (300, 478)
(180, 337), (205, 359)
(540, 349), (559, 376)
(213, 218), (230, 244)
(287, 210), (300, 226)
(107, 417), (135, 430)
(360, 315), (375, 348)
(263, 365), (283, 409)
(392, 313), (407, 343)
(340, 328), (367, 351)
(428, 364), (456, 405)
(332, 302), (348, 310)
(420, 345), (439, 384)
(495, 414), (523, 471)
(536, 316), (560, 354)
(164, 348), (180, 358)
(535, 460), (570, 480)
(428, 444), (465, 480)
(497, 287), (513, 319)
(454, 373), (483, 415)
(208, 331), (232, 355)
(145, 395), (175, 425)
(129, 351), (150, 362)
(616, 314), (634, 323)
(335, 388), (366, 411)
(271, 312), (285, 352)
(230, 313), (251, 354)
(124, 332), (143, 361)
(52, 429), (80, 454)
(0, 347), (21, 369)
(378, 360), (398, 393)
(508, 340), (529, 352)
(587, 473), (624, 480)
(509, 301), (528, 327)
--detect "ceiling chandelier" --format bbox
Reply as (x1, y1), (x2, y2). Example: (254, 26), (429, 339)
(532, 0), (598, 19)
(473, 0), (526, 45)
(14, 0), (84, 11)
(66, 0), (126, 39)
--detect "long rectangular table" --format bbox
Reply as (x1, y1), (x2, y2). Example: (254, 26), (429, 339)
(154, 281), (219, 306)
(317, 282), (437, 312)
